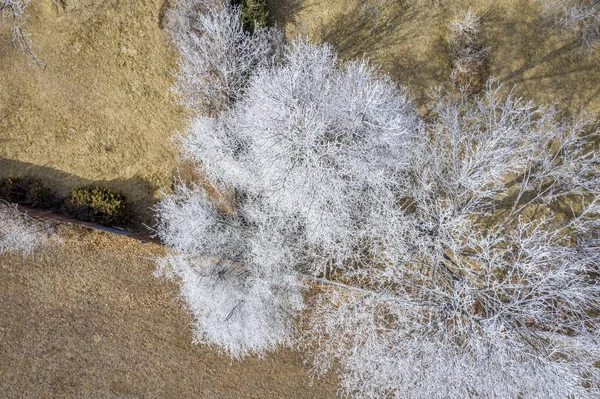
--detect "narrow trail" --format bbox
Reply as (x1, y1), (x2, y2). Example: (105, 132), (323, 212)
(15, 204), (161, 244)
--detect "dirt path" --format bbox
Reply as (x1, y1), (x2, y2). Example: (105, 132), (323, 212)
(0, 226), (338, 398)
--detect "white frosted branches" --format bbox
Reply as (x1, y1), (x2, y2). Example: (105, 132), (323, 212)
(161, 1), (600, 395)
(155, 184), (305, 358)
(0, 202), (53, 255)
(307, 84), (600, 398)
(538, 0), (600, 51)
(1, 0), (30, 51)
(166, 0), (282, 114)
(158, 38), (417, 358)
(177, 39), (418, 275)
(0, 0), (46, 67)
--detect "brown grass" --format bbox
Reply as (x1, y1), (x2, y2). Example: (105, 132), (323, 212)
(267, 0), (600, 114)
(0, 225), (338, 398)
(0, 0), (187, 227)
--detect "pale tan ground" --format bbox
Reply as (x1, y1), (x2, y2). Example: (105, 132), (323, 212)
(267, 0), (600, 114)
(0, 226), (338, 398)
(0, 0), (187, 222)
(1, 1), (599, 397)
(1, 0), (598, 213)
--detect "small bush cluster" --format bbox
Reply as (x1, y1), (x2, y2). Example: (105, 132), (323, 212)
(0, 177), (129, 227)
(0, 177), (61, 208)
(66, 187), (128, 226)
(234, 0), (268, 34)
(0, 201), (53, 255)
(447, 10), (489, 93)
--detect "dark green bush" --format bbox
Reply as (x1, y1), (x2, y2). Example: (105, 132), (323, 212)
(235, 0), (268, 34)
(0, 177), (60, 208)
(66, 187), (128, 226)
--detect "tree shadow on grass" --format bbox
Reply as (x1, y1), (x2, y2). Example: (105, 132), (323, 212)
(0, 158), (159, 232)
(482, 1), (600, 113)
(265, 0), (307, 30)
(314, 1), (448, 106)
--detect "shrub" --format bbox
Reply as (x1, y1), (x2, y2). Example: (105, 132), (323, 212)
(0, 201), (53, 255)
(234, 0), (268, 34)
(66, 187), (127, 226)
(447, 10), (489, 93)
(0, 177), (60, 208)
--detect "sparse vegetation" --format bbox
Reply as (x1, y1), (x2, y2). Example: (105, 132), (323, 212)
(359, 0), (400, 29)
(447, 10), (489, 92)
(0, 201), (54, 255)
(1, 0), (30, 51)
(0, 0), (46, 67)
(537, 0), (600, 52)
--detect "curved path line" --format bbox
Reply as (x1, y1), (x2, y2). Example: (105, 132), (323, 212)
(15, 204), (160, 244)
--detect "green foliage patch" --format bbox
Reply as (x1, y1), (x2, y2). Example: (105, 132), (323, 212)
(234, 0), (269, 34)
(66, 187), (128, 226)
(0, 177), (60, 208)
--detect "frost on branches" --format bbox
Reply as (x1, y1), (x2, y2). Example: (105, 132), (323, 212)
(157, 39), (417, 358)
(307, 85), (600, 398)
(159, 5), (600, 395)
(0, 202), (53, 255)
(537, 0), (600, 51)
(166, 0), (282, 114)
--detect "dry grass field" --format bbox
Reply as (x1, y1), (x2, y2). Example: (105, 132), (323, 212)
(0, 0), (187, 224)
(267, 0), (600, 114)
(0, 226), (338, 398)
(1, 0), (599, 397)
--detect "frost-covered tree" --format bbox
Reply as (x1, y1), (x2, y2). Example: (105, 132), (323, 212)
(166, 0), (282, 114)
(157, 39), (418, 357)
(537, 0), (600, 51)
(0, 202), (53, 255)
(160, 1), (600, 395)
(306, 84), (600, 398)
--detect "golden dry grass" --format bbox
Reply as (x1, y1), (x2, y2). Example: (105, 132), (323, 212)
(0, 0), (187, 223)
(0, 225), (338, 398)
(267, 0), (600, 114)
